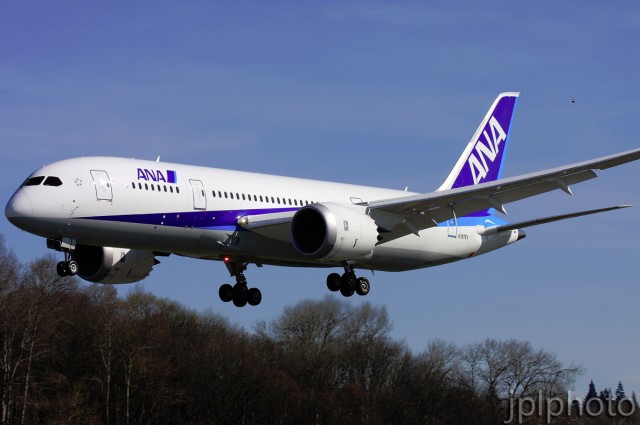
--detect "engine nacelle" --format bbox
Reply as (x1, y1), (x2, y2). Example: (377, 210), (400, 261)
(290, 202), (378, 261)
(73, 245), (156, 284)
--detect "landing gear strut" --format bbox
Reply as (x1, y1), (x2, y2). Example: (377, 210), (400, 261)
(219, 259), (262, 307)
(326, 265), (371, 297)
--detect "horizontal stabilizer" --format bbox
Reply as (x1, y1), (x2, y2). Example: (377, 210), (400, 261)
(477, 205), (631, 236)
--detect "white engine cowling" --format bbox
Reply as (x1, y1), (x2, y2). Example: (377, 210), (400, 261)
(290, 202), (378, 261)
(73, 245), (156, 284)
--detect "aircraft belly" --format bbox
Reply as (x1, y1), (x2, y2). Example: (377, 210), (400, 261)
(366, 226), (483, 271)
(41, 218), (307, 262)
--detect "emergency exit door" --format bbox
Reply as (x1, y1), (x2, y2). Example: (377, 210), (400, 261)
(189, 179), (206, 210)
(90, 170), (113, 201)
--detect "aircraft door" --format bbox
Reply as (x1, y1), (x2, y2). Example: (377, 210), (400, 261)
(189, 179), (206, 210)
(90, 170), (113, 201)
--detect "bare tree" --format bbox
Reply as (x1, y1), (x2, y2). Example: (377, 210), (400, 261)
(19, 257), (76, 425)
(0, 235), (20, 425)
(458, 339), (582, 423)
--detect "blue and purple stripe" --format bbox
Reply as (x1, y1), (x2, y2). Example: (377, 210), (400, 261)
(84, 207), (297, 230)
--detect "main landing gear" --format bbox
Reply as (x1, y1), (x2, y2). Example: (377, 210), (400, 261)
(218, 259), (262, 308)
(326, 265), (371, 297)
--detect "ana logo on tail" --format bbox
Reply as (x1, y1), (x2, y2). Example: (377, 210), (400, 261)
(439, 92), (519, 191)
(467, 116), (507, 185)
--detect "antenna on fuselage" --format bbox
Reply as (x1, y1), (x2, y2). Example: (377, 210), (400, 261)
(156, 156), (161, 162)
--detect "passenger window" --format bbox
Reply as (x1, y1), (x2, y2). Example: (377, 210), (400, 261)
(242, 194), (246, 201)
(138, 183), (142, 189)
(164, 185), (167, 192)
(145, 183), (149, 190)
(212, 190), (216, 197)
(24, 176), (45, 186)
(176, 187), (180, 193)
(259, 195), (263, 202)
(170, 186), (174, 193)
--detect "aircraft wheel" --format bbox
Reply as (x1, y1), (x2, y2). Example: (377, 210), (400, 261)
(219, 284), (233, 302)
(247, 288), (262, 306)
(233, 282), (248, 298)
(56, 261), (68, 277)
(232, 283), (248, 307)
(232, 295), (247, 308)
(327, 273), (341, 292)
(66, 260), (79, 276)
(355, 277), (370, 296)
(340, 286), (355, 297)
(341, 272), (357, 290)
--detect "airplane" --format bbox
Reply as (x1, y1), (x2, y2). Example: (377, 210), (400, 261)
(5, 92), (640, 307)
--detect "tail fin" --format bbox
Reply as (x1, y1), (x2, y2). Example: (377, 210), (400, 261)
(438, 92), (520, 191)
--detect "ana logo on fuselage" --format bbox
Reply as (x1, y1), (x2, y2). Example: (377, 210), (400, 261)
(467, 116), (507, 185)
(137, 168), (177, 184)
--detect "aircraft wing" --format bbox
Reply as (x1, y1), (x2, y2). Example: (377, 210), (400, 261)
(368, 148), (640, 242)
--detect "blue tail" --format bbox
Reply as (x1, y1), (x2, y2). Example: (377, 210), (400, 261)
(438, 92), (520, 191)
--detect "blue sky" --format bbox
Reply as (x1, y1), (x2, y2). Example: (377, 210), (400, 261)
(2, 1), (640, 396)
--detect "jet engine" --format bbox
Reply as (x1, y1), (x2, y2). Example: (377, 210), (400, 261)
(290, 202), (378, 261)
(73, 245), (157, 284)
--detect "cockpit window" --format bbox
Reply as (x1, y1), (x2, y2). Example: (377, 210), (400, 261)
(43, 176), (63, 186)
(24, 176), (45, 186)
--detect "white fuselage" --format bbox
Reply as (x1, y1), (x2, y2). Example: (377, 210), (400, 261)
(6, 157), (519, 272)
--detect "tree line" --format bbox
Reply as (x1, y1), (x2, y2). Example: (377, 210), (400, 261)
(0, 235), (637, 424)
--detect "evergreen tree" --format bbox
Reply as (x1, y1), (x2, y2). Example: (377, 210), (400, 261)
(615, 381), (626, 402)
(585, 380), (598, 403)
(600, 388), (612, 402)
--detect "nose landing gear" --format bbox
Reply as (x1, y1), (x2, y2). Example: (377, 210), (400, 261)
(56, 259), (79, 277)
(49, 237), (79, 277)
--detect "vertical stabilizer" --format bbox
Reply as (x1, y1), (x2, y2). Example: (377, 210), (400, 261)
(438, 92), (520, 191)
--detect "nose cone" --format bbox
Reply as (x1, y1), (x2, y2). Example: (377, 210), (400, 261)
(5, 191), (33, 226)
